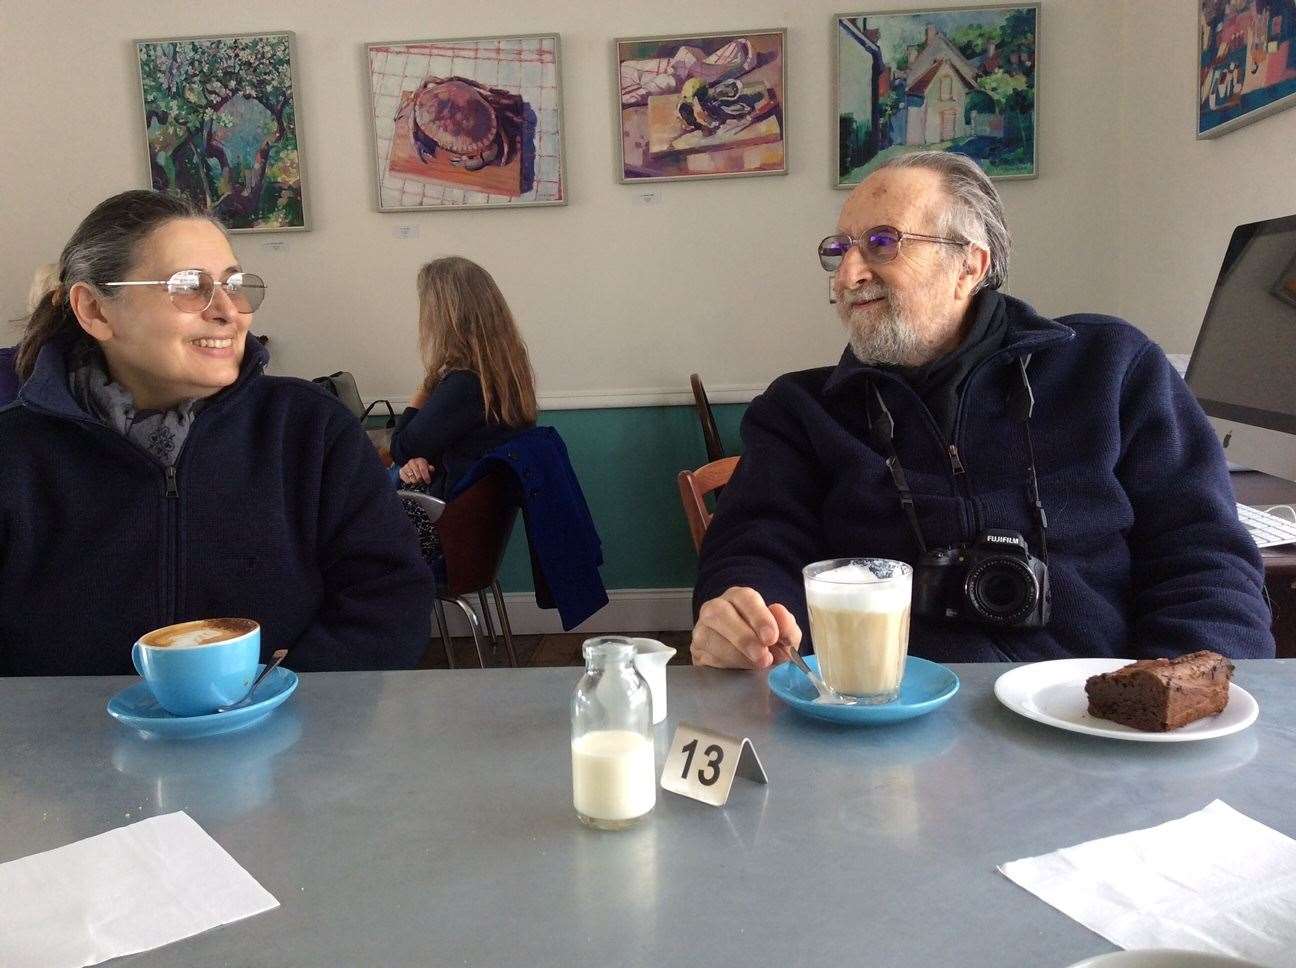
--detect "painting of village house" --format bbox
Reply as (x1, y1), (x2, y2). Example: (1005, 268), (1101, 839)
(835, 5), (1038, 186)
(135, 32), (309, 231)
(366, 35), (566, 211)
(615, 29), (787, 182)
(1198, 0), (1296, 138)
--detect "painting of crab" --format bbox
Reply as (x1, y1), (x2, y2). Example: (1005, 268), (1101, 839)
(401, 76), (525, 172)
(368, 34), (566, 210)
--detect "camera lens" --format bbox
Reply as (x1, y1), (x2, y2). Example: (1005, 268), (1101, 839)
(965, 558), (1037, 625)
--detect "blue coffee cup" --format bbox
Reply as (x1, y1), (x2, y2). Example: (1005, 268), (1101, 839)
(132, 618), (261, 717)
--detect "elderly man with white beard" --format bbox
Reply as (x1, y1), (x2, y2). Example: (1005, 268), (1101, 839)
(690, 150), (1273, 669)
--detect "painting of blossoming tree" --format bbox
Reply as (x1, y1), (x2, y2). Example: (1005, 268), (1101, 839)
(136, 32), (308, 231)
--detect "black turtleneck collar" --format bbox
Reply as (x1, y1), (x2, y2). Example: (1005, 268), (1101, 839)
(887, 288), (1009, 440)
(822, 292), (1075, 412)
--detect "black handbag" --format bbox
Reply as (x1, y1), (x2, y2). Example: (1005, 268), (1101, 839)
(311, 371), (396, 427)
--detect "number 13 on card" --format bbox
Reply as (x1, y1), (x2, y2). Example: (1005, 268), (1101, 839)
(660, 722), (768, 807)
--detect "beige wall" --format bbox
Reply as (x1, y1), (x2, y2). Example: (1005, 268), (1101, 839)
(1116, 0), (1296, 352)
(0, 0), (1168, 406)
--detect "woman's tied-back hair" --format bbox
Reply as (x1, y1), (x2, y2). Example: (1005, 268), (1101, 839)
(25, 264), (59, 315)
(15, 190), (214, 381)
(415, 257), (538, 428)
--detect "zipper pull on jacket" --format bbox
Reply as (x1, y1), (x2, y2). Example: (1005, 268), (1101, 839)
(948, 444), (966, 476)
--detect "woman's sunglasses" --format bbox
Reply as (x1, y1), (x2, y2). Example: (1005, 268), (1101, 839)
(818, 225), (966, 272)
(102, 269), (267, 313)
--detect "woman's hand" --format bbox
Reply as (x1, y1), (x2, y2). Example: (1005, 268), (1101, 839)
(399, 458), (434, 485)
(409, 385), (430, 409)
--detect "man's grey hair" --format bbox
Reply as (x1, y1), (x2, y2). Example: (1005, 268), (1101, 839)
(879, 151), (1010, 293)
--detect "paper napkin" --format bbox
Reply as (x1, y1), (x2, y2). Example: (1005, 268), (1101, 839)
(0, 811), (278, 968)
(1000, 800), (1296, 967)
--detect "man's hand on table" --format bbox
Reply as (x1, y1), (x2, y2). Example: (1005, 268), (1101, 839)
(690, 586), (802, 669)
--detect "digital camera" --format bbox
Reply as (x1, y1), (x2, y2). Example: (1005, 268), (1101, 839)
(912, 529), (1050, 628)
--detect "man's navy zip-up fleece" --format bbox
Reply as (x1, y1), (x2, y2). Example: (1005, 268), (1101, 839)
(695, 295), (1275, 661)
(0, 334), (435, 675)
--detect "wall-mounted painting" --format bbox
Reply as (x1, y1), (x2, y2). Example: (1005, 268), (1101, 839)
(1198, 0), (1296, 138)
(367, 34), (566, 211)
(135, 32), (309, 232)
(834, 5), (1038, 187)
(615, 28), (787, 182)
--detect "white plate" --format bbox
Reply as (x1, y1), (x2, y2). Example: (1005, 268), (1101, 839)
(1064, 949), (1268, 967)
(994, 658), (1258, 742)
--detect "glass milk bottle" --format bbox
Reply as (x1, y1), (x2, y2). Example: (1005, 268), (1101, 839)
(570, 636), (656, 830)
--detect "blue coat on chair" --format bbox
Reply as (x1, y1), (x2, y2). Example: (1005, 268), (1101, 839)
(452, 427), (608, 630)
(0, 347), (19, 406)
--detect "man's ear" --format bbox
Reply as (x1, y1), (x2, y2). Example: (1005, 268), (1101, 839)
(955, 244), (991, 300)
(67, 282), (116, 343)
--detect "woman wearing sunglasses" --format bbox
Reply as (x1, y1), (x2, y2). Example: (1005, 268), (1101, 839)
(1, 189), (433, 676)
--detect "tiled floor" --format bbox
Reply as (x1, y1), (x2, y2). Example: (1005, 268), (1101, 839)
(418, 630), (693, 669)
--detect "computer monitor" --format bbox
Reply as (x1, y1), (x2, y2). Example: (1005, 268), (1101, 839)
(1184, 213), (1296, 483)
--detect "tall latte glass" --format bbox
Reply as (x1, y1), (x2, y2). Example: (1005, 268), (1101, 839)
(803, 559), (913, 704)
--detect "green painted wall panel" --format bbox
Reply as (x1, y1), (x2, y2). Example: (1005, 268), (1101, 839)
(497, 402), (747, 592)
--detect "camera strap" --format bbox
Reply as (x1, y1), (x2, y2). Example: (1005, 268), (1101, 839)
(865, 355), (1049, 564)
(1013, 356), (1050, 565)
(865, 381), (929, 554)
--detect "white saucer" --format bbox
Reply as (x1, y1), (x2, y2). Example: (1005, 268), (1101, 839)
(994, 658), (1258, 742)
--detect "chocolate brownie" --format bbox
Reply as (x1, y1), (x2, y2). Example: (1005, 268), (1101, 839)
(1084, 651), (1234, 731)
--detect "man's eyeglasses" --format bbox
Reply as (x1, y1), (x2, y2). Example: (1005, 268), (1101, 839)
(818, 225), (966, 272)
(102, 269), (267, 313)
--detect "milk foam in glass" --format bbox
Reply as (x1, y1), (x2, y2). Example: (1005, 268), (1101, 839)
(570, 636), (655, 830)
(803, 558), (913, 703)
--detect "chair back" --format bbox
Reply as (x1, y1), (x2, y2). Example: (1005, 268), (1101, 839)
(690, 373), (725, 463)
(312, 371), (395, 426)
(677, 455), (740, 553)
(437, 468), (519, 596)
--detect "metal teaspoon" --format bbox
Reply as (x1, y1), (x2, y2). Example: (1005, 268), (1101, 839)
(216, 649), (288, 713)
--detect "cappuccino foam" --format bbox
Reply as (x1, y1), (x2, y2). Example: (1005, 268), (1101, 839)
(140, 618), (258, 649)
(806, 562), (911, 611)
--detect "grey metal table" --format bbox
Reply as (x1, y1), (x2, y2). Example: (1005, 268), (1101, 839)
(3, 662), (1293, 967)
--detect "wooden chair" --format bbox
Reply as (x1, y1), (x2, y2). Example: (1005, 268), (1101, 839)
(400, 468), (519, 668)
(689, 373), (725, 464)
(677, 456), (740, 553)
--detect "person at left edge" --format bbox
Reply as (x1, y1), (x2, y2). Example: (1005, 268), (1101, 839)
(0, 189), (434, 675)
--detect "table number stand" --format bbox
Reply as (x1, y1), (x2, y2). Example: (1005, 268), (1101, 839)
(660, 721), (768, 807)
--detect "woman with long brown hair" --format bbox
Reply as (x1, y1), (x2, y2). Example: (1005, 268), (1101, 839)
(391, 256), (538, 498)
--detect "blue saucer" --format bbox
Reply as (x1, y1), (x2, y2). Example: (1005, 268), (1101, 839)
(107, 665), (298, 739)
(769, 655), (959, 725)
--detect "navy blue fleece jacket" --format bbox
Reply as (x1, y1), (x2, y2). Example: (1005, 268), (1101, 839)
(0, 335), (435, 675)
(695, 295), (1274, 661)
(389, 370), (526, 498)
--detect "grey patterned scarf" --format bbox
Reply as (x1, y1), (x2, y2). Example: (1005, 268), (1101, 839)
(68, 342), (202, 467)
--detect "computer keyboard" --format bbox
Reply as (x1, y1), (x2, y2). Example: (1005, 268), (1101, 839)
(1237, 502), (1296, 549)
